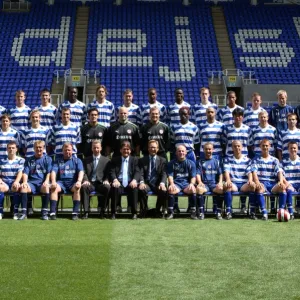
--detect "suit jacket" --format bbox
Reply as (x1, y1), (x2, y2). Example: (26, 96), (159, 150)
(110, 155), (140, 183)
(83, 155), (110, 183)
(138, 155), (167, 186)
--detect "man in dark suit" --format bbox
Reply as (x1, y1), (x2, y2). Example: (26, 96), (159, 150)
(138, 140), (167, 218)
(81, 140), (111, 219)
(110, 140), (140, 220)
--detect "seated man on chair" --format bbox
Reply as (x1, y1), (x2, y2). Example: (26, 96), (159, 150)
(110, 140), (140, 220)
(195, 142), (223, 220)
(50, 142), (84, 221)
(251, 139), (286, 221)
(0, 141), (24, 220)
(223, 140), (256, 220)
(19, 140), (52, 220)
(81, 140), (111, 219)
(138, 140), (167, 218)
(166, 144), (197, 220)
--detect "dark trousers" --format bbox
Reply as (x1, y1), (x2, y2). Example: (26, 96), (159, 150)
(111, 185), (138, 214)
(138, 184), (167, 213)
(80, 182), (110, 213)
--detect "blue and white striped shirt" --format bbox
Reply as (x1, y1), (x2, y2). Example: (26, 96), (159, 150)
(8, 106), (31, 132)
(191, 102), (218, 127)
(116, 103), (142, 126)
(282, 156), (300, 186)
(170, 121), (200, 152)
(0, 156), (25, 185)
(252, 125), (277, 156)
(87, 99), (116, 128)
(140, 101), (167, 124)
(223, 156), (252, 184)
(34, 104), (57, 130)
(199, 121), (225, 158)
(217, 105), (243, 126)
(0, 128), (20, 159)
(223, 124), (253, 157)
(251, 155), (282, 183)
(47, 123), (81, 156)
(278, 128), (300, 159)
(167, 101), (191, 126)
(0, 105), (6, 118)
(243, 107), (266, 130)
(57, 100), (86, 128)
(21, 126), (50, 157)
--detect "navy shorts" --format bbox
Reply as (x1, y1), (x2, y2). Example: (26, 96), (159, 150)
(57, 181), (75, 193)
(261, 181), (276, 193)
(232, 182), (245, 191)
(174, 181), (189, 192)
(204, 183), (217, 192)
(288, 183), (300, 192)
(28, 182), (43, 194)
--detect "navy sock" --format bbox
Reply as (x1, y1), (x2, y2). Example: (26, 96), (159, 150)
(189, 194), (196, 208)
(168, 195), (175, 212)
(224, 192), (232, 213)
(278, 192), (287, 209)
(287, 190), (294, 214)
(257, 193), (267, 215)
(249, 192), (256, 214)
(21, 193), (27, 215)
(41, 194), (50, 214)
(197, 195), (205, 213)
(216, 195), (223, 214)
(73, 200), (80, 214)
(50, 200), (57, 214)
(13, 193), (20, 214)
(270, 196), (275, 209)
(240, 196), (246, 208)
(173, 196), (179, 209)
(0, 192), (4, 214)
(212, 196), (217, 214)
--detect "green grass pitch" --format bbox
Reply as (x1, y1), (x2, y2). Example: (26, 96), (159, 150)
(1, 196), (300, 300)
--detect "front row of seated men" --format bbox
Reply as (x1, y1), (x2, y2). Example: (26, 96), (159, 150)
(0, 138), (299, 221)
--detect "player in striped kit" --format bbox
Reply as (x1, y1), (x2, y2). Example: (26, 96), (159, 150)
(21, 109), (49, 158)
(140, 88), (167, 124)
(34, 88), (57, 130)
(166, 145), (197, 220)
(57, 87), (86, 128)
(282, 141), (299, 218)
(86, 85), (116, 128)
(277, 113), (300, 161)
(191, 87), (218, 127)
(0, 141), (24, 220)
(251, 139), (286, 221)
(243, 93), (266, 131)
(196, 142), (224, 220)
(252, 111), (277, 157)
(170, 107), (200, 162)
(223, 140), (255, 220)
(8, 89), (31, 132)
(47, 108), (81, 157)
(19, 141), (52, 220)
(223, 107), (253, 158)
(217, 91), (243, 126)
(167, 88), (191, 127)
(199, 107), (225, 159)
(0, 114), (20, 159)
(116, 89), (141, 126)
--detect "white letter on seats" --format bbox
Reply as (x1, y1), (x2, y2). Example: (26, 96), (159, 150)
(11, 16), (70, 67)
(236, 29), (295, 67)
(159, 17), (196, 81)
(293, 17), (300, 38)
(97, 29), (153, 67)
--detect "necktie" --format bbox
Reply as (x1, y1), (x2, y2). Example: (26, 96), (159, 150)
(149, 156), (156, 183)
(92, 157), (98, 181)
(122, 158), (128, 187)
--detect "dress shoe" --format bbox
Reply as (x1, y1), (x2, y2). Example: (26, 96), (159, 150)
(111, 213), (116, 220)
(132, 214), (137, 220)
(82, 212), (89, 219)
(99, 212), (106, 219)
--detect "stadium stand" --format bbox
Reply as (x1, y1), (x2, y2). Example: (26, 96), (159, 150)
(85, 2), (222, 106)
(223, 3), (300, 84)
(0, 2), (77, 107)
